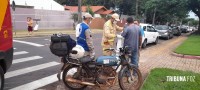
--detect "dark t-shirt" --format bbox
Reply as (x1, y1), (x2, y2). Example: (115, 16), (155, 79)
(121, 24), (141, 52)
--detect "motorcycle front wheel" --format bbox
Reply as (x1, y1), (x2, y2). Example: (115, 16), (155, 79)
(62, 65), (88, 90)
(118, 66), (142, 90)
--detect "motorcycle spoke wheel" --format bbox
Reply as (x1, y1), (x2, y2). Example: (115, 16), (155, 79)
(63, 65), (88, 90)
(119, 66), (142, 90)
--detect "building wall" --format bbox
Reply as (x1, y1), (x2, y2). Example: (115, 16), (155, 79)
(34, 9), (73, 30)
(96, 9), (106, 14)
(11, 7), (124, 30)
(90, 18), (106, 29)
(11, 7), (74, 30)
(89, 18), (126, 29)
(11, 8), (35, 30)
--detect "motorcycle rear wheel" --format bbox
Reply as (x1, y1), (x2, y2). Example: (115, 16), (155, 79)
(62, 65), (88, 90)
(118, 66), (142, 90)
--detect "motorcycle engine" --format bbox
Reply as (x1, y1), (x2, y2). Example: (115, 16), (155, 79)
(97, 66), (116, 85)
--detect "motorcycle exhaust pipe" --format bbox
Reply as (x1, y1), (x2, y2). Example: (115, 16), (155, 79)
(66, 77), (95, 86)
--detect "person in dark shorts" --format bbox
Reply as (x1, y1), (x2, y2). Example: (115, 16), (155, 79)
(27, 17), (33, 36)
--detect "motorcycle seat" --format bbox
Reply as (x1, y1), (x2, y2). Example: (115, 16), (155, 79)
(79, 56), (94, 63)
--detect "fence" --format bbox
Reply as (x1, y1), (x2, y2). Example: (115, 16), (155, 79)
(11, 7), (127, 31)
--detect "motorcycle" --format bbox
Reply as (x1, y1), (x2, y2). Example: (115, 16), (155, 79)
(50, 34), (142, 90)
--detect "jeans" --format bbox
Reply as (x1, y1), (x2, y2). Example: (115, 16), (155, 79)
(125, 50), (139, 77)
(130, 50), (139, 68)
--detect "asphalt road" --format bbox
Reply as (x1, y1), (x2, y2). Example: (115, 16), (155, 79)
(4, 33), (180, 90)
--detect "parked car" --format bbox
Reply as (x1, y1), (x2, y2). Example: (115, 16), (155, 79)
(171, 26), (181, 36)
(155, 25), (173, 40)
(188, 27), (195, 32)
(140, 23), (160, 48)
(180, 26), (189, 33)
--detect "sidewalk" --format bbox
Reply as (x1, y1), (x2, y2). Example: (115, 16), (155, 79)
(139, 35), (200, 80)
(13, 29), (103, 38)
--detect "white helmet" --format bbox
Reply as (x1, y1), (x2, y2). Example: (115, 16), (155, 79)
(70, 45), (85, 59)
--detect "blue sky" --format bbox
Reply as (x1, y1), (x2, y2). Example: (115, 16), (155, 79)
(188, 11), (199, 20)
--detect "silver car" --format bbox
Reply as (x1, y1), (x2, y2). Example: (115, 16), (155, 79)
(155, 25), (174, 40)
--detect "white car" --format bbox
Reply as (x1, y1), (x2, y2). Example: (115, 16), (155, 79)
(188, 27), (195, 32)
(140, 23), (160, 48)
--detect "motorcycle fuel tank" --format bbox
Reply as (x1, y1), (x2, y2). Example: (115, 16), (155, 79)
(96, 56), (119, 66)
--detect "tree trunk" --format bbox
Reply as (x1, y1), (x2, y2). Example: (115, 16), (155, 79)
(198, 18), (200, 29)
(197, 18), (200, 34)
(135, 0), (139, 18)
(152, 8), (157, 25)
(78, 0), (82, 23)
(192, 16), (200, 35)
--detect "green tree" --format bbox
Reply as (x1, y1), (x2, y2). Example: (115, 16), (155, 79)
(118, 0), (136, 15)
(71, 13), (78, 30)
(57, 0), (78, 6)
(187, 0), (200, 32)
(144, 0), (189, 24)
(183, 18), (199, 27)
(86, 5), (94, 16)
(191, 20), (199, 27)
(55, 0), (199, 30)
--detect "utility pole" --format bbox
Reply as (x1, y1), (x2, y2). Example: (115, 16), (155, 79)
(12, 0), (16, 35)
(78, 0), (82, 23)
(152, 7), (157, 25)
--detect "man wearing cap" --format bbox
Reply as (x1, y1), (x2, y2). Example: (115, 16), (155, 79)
(101, 13), (123, 56)
(76, 13), (95, 59)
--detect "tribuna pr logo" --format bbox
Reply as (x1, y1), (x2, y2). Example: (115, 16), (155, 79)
(166, 76), (195, 82)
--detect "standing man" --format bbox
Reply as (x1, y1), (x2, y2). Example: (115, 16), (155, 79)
(134, 20), (144, 37)
(58, 13), (95, 80)
(101, 13), (123, 56)
(76, 13), (95, 59)
(133, 20), (144, 57)
(121, 17), (142, 68)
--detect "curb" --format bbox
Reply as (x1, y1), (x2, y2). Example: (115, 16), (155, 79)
(139, 72), (149, 90)
(13, 30), (103, 38)
(13, 32), (76, 38)
(171, 52), (200, 60)
(13, 35), (55, 38)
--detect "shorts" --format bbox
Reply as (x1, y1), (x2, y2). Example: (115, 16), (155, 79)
(28, 26), (33, 32)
